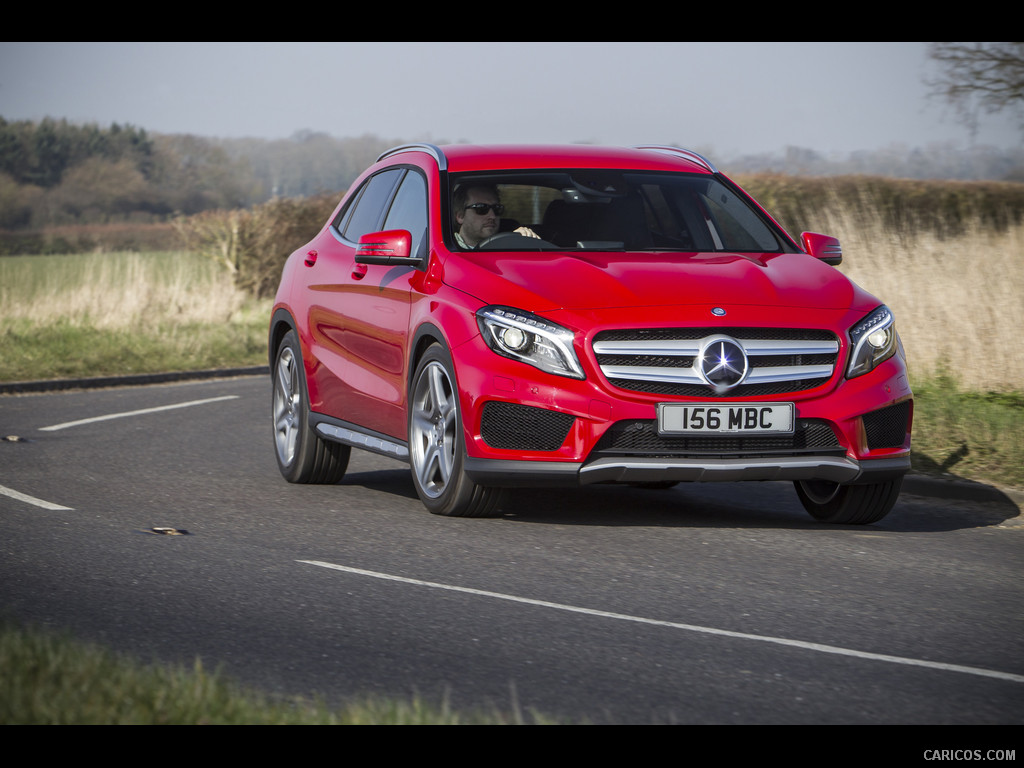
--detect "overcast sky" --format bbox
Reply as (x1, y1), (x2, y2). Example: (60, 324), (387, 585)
(1, 42), (1020, 158)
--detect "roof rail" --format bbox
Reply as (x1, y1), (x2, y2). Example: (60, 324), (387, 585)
(376, 143), (448, 171)
(633, 145), (717, 173)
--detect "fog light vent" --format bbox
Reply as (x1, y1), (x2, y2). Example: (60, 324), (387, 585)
(481, 402), (574, 451)
(862, 401), (911, 450)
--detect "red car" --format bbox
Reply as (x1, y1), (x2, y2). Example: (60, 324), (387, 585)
(270, 144), (912, 524)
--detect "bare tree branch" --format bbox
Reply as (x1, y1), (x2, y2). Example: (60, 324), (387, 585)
(926, 42), (1024, 138)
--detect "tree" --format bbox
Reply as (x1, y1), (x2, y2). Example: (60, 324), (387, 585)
(49, 157), (150, 223)
(927, 42), (1024, 139)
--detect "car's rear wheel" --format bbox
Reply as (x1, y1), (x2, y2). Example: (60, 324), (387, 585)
(273, 330), (350, 484)
(408, 344), (505, 517)
(794, 478), (902, 525)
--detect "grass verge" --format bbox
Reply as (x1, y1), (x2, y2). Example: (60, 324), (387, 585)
(0, 314), (268, 382)
(910, 378), (1024, 489)
(0, 621), (550, 725)
(0, 251), (269, 382)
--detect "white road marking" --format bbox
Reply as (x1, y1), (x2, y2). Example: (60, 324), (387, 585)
(300, 560), (1024, 686)
(0, 483), (73, 511)
(39, 396), (239, 432)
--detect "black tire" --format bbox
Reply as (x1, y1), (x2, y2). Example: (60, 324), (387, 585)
(408, 344), (505, 517)
(794, 477), (902, 525)
(272, 330), (350, 484)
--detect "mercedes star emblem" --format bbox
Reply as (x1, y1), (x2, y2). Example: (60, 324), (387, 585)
(698, 336), (748, 392)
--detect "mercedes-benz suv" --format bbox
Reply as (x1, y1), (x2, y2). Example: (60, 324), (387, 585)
(270, 144), (912, 524)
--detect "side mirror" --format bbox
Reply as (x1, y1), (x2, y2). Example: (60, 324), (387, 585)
(801, 232), (843, 265)
(355, 229), (418, 265)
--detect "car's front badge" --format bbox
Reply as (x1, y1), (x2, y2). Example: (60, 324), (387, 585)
(712, 307), (727, 316)
(698, 335), (748, 393)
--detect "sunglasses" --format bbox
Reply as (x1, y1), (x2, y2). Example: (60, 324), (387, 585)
(464, 203), (505, 216)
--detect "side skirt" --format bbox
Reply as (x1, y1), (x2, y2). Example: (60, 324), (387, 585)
(310, 414), (410, 462)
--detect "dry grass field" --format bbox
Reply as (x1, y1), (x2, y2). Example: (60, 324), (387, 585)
(0, 251), (269, 382)
(0, 250), (248, 328)
(822, 214), (1023, 393)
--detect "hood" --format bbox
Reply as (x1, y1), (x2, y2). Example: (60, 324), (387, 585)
(443, 249), (872, 312)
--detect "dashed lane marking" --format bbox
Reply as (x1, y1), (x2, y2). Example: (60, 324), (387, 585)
(39, 396), (239, 432)
(0, 483), (73, 511)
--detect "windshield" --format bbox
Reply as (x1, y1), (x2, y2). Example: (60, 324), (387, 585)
(449, 171), (788, 252)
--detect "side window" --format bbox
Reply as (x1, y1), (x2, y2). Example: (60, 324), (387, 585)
(337, 168), (403, 243)
(383, 171), (429, 259)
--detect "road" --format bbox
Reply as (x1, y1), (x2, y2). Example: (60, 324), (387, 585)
(2, 375), (1022, 724)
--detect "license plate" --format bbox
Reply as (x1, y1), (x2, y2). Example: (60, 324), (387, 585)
(658, 403), (794, 435)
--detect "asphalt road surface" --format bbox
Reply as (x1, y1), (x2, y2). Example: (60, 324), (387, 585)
(2, 375), (1022, 725)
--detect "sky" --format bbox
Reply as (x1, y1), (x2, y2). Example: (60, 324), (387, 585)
(1, 42), (1020, 159)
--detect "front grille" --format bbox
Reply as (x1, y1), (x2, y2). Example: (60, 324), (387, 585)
(481, 401), (575, 451)
(593, 327), (839, 397)
(592, 418), (844, 458)
(862, 401), (911, 450)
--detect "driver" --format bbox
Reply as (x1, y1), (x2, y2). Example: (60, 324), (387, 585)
(453, 184), (538, 248)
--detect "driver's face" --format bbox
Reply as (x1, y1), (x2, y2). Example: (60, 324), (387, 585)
(456, 189), (501, 247)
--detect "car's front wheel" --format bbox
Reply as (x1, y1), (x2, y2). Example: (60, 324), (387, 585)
(272, 330), (350, 484)
(408, 344), (505, 517)
(794, 478), (902, 525)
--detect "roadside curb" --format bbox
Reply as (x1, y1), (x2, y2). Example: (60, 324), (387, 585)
(0, 366), (269, 395)
(1, 367), (1020, 513)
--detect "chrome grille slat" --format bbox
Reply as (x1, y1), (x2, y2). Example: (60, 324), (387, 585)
(745, 364), (836, 383)
(599, 365), (705, 385)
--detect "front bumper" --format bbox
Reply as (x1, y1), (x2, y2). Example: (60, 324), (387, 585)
(464, 453), (911, 488)
(454, 329), (913, 489)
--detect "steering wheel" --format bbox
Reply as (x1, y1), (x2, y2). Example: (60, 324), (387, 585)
(476, 231), (528, 249)
(476, 231), (555, 250)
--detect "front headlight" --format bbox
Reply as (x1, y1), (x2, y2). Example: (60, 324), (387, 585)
(846, 305), (898, 378)
(476, 306), (585, 379)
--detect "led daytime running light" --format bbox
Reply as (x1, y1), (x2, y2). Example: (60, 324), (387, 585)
(477, 306), (585, 379)
(847, 305), (897, 378)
